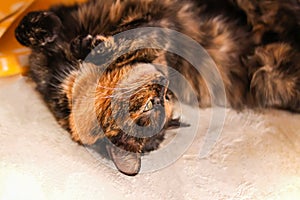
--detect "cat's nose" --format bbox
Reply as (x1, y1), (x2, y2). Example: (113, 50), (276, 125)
(153, 97), (161, 105)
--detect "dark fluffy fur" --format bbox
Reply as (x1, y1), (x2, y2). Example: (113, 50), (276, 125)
(15, 0), (300, 175)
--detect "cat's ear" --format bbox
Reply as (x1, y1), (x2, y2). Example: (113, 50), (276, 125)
(106, 143), (141, 176)
(15, 11), (62, 47)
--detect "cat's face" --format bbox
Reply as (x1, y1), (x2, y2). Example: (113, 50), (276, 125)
(67, 63), (175, 175)
(97, 63), (171, 149)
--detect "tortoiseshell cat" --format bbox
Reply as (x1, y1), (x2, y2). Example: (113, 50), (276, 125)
(15, 0), (300, 175)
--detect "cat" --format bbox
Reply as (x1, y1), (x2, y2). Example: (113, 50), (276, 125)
(15, 0), (300, 175)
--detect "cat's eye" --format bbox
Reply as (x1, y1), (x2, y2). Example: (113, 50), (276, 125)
(144, 100), (153, 112)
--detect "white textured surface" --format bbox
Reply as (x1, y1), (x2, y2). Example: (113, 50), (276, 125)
(0, 76), (300, 200)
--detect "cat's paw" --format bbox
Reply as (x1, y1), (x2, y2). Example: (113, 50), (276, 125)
(15, 11), (62, 47)
(70, 34), (107, 59)
(70, 35), (94, 59)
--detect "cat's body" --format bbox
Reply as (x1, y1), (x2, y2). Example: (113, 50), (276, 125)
(15, 0), (300, 175)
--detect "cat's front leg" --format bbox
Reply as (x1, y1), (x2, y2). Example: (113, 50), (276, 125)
(15, 11), (62, 48)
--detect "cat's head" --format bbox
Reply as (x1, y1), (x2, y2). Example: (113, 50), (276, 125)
(65, 62), (179, 175)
